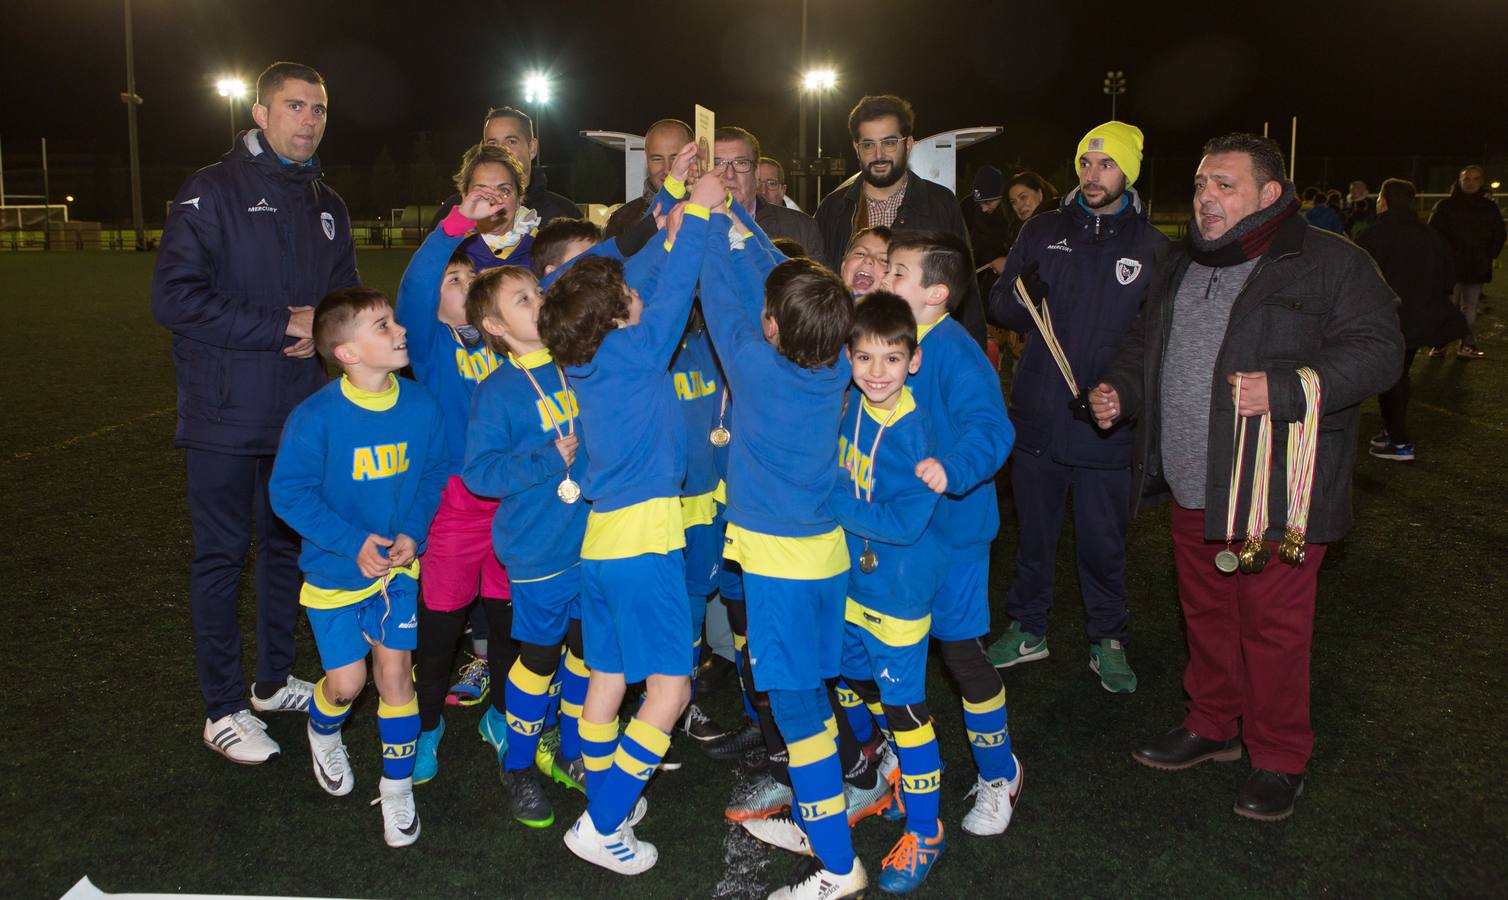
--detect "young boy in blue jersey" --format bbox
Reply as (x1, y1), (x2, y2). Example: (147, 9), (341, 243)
(461, 264), (593, 829)
(531, 218), (603, 280)
(395, 182), (519, 784)
(537, 163), (722, 876)
(268, 287), (450, 848)
(829, 292), (950, 891)
(880, 232), (1023, 836)
(698, 207), (867, 899)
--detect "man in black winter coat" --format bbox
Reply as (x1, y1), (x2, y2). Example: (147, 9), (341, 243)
(1091, 133), (1402, 822)
(1428, 165), (1506, 358)
(1358, 178), (1467, 461)
(152, 62), (359, 764)
(814, 94), (988, 348)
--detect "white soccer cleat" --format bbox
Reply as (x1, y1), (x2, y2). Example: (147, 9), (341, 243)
(372, 776), (421, 848)
(250, 676), (315, 714)
(961, 754), (1023, 836)
(875, 740), (900, 787)
(768, 856), (868, 899)
(741, 815), (812, 856)
(564, 809), (659, 875)
(203, 711), (280, 764)
(307, 724), (354, 797)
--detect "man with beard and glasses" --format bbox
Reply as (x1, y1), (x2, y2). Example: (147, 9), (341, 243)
(1092, 133), (1401, 821)
(814, 94), (987, 349)
(984, 122), (1167, 692)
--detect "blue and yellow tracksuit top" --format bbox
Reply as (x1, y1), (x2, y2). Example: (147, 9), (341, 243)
(564, 207), (711, 560)
(830, 386), (947, 621)
(910, 314), (1015, 561)
(462, 349), (590, 581)
(395, 225), (500, 474)
(671, 326), (725, 527)
(699, 210), (851, 580)
(268, 375), (450, 605)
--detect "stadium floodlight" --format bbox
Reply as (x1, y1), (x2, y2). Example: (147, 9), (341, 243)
(523, 72), (552, 105)
(215, 76), (248, 145)
(802, 68), (838, 93)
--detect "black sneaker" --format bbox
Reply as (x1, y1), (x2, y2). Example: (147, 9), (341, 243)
(1131, 726), (1242, 770)
(500, 767), (554, 828)
(695, 654), (738, 694)
(705, 721), (764, 759)
(1234, 768), (1304, 821)
(657, 743), (683, 772)
(682, 702), (732, 743)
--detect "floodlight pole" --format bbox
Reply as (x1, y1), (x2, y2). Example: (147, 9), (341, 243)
(121, 0), (145, 251)
(41, 138), (51, 252)
(798, 0), (809, 209)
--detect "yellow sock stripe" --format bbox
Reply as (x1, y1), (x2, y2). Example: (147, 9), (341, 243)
(377, 695), (418, 718)
(508, 661), (554, 695)
(560, 700), (584, 719)
(866, 701), (886, 717)
(823, 716), (838, 741)
(893, 721), (937, 749)
(732, 634), (748, 652)
(583, 752), (613, 772)
(835, 687), (863, 708)
(313, 679), (351, 718)
(623, 718), (672, 757)
(788, 730), (837, 768)
(961, 688), (1006, 715)
(796, 794), (847, 822)
(901, 770), (942, 794)
(579, 718), (618, 744)
(564, 651), (590, 678)
(693, 637), (704, 652)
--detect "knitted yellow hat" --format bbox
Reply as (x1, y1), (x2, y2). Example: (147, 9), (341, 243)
(1077, 121), (1144, 186)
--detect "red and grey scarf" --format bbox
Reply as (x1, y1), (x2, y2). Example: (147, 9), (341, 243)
(1185, 181), (1299, 268)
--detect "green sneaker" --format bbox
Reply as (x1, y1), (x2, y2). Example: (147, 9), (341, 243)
(987, 622), (1049, 669)
(1089, 639), (1137, 693)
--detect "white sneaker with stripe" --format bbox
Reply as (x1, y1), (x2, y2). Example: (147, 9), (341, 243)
(372, 776), (420, 848)
(250, 676), (315, 714)
(203, 711), (280, 764)
(564, 809), (659, 874)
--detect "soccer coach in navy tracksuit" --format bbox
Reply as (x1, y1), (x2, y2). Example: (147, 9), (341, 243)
(983, 122), (1167, 692)
(152, 62), (357, 764)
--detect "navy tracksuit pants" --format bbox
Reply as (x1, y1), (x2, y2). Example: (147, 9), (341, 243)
(186, 449), (302, 720)
(1004, 449), (1131, 643)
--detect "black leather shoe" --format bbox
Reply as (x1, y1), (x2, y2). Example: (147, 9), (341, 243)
(1132, 726), (1243, 770)
(705, 722), (764, 759)
(1235, 768), (1304, 820)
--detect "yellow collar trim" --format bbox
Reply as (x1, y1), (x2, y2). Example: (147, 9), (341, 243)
(340, 373), (399, 411)
(509, 348), (554, 369)
(861, 385), (915, 425)
(916, 312), (950, 342)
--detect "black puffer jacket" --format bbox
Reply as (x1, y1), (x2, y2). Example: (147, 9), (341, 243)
(1357, 209), (1466, 348)
(1100, 214), (1404, 544)
(1429, 185), (1506, 284)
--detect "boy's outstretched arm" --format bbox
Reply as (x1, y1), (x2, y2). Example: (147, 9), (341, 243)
(462, 385), (567, 501)
(828, 476), (941, 546)
(622, 171), (724, 367)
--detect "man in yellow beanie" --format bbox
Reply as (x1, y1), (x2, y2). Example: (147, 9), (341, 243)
(983, 121), (1167, 691)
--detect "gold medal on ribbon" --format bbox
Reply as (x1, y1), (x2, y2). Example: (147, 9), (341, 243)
(709, 389), (731, 447)
(515, 353), (581, 506)
(848, 395), (900, 577)
(1215, 549), (1240, 574)
(1278, 368), (1322, 567)
(859, 543), (878, 574)
(1220, 374), (1274, 575)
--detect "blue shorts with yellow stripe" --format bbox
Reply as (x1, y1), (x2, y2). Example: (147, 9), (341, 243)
(510, 565), (581, 646)
(580, 497), (693, 682)
(930, 555), (991, 641)
(304, 571), (419, 671)
(841, 599), (930, 705)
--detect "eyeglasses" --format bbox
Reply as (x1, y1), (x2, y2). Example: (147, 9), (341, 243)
(856, 137), (904, 156)
(757, 179), (784, 189)
(712, 157), (755, 174)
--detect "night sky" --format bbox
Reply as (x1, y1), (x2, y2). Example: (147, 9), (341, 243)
(4, 0), (1506, 215)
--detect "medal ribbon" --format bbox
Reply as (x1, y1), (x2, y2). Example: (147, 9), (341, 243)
(1244, 411), (1273, 543)
(514, 354), (576, 485)
(716, 383), (729, 431)
(1224, 376), (1248, 549)
(1012, 276), (1081, 399)
(1284, 368), (1322, 534)
(850, 398), (901, 503)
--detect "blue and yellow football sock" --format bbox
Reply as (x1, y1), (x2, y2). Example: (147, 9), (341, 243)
(733, 635), (757, 723)
(558, 649), (589, 761)
(541, 660), (564, 731)
(503, 659), (553, 771)
(579, 718), (618, 797)
(771, 688), (854, 876)
(894, 721), (942, 838)
(963, 688), (1017, 781)
(587, 717), (668, 835)
(377, 695), (420, 780)
(835, 682), (874, 746)
(689, 636), (704, 702)
(309, 678), (353, 736)
(868, 700), (892, 742)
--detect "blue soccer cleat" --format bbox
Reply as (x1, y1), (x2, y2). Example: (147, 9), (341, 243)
(479, 706), (509, 763)
(878, 824), (945, 893)
(414, 719), (445, 785)
(447, 654), (490, 707)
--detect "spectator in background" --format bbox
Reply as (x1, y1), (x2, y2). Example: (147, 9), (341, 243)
(605, 118), (695, 239)
(1005, 171), (1060, 245)
(1345, 179), (1376, 238)
(1429, 164), (1506, 359)
(430, 107), (579, 230)
(1302, 187), (1345, 233)
(712, 126), (825, 257)
(757, 157), (802, 211)
(962, 165), (1013, 280)
(1358, 178), (1466, 461)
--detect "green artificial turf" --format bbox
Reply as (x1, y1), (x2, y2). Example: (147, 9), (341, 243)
(2, 250), (1505, 899)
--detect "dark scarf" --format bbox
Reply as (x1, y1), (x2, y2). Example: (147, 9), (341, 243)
(1186, 181), (1298, 267)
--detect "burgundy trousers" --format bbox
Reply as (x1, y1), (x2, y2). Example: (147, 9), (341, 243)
(1170, 502), (1325, 773)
